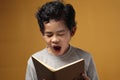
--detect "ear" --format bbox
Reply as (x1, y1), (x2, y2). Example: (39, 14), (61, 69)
(71, 27), (77, 36)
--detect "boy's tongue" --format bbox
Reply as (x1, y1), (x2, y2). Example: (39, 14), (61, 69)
(53, 46), (61, 52)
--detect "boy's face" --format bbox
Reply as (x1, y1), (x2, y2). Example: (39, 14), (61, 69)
(43, 19), (75, 55)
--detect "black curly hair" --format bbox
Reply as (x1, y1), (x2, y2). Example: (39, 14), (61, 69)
(36, 1), (76, 34)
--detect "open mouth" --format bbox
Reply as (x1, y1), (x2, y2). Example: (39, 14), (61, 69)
(53, 46), (61, 52)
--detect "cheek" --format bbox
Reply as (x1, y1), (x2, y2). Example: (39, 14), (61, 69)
(62, 35), (71, 43)
(43, 37), (51, 44)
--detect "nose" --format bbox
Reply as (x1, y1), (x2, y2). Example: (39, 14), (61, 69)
(51, 35), (59, 44)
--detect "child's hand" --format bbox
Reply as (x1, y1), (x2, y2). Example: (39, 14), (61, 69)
(82, 73), (90, 80)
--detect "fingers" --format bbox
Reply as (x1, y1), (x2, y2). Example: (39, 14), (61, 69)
(82, 73), (90, 80)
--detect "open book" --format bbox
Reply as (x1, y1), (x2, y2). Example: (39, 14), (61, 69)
(32, 56), (84, 80)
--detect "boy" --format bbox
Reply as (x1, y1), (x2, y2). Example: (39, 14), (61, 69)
(26, 1), (98, 80)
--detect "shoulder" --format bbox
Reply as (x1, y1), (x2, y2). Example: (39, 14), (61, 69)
(27, 48), (46, 65)
(72, 46), (92, 58)
(71, 46), (96, 70)
(32, 48), (47, 59)
(71, 46), (93, 65)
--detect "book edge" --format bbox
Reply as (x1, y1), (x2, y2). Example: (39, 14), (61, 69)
(32, 56), (84, 72)
(55, 59), (84, 71)
(32, 56), (56, 72)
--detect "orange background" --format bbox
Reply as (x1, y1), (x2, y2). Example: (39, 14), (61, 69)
(0, 0), (120, 80)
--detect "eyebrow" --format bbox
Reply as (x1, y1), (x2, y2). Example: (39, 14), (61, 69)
(45, 30), (66, 34)
(44, 32), (52, 35)
(57, 30), (66, 33)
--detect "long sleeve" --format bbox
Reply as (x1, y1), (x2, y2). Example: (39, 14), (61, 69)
(87, 57), (99, 80)
(25, 57), (38, 80)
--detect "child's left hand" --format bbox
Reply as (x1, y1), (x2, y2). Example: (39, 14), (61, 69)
(82, 73), (90, 80)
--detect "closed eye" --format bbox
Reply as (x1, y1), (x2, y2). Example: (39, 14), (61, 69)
(57, 33), (65, 36)
(46, 34), (53, 37)
(45, 32), (53, 37)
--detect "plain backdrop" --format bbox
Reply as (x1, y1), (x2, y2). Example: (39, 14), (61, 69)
(0, 0), (120, 80)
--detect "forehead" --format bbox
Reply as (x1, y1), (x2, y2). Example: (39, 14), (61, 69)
(43, 20), (68, 33)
